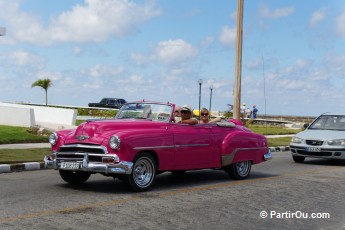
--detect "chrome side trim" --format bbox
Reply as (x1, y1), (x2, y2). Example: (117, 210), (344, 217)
(175, 144), (209, 148)
(133, 144), (209, 150)
(133, 145), (175, 150)
(231, 147), (268, 155)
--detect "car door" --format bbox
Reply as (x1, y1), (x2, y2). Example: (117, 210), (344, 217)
(172, 123), (214, 169)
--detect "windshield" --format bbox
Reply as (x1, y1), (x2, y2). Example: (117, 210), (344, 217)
(309, 115), (345, 131)
(115, 102), (173, 122)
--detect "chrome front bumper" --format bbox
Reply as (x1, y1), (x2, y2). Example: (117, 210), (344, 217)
(44, 152), (133, 175)
(264, 151), (272, 161)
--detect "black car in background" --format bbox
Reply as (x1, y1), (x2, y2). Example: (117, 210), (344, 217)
(88, 98), (127, 109)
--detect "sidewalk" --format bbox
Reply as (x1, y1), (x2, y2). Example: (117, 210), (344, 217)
(0, 143), (50, 149)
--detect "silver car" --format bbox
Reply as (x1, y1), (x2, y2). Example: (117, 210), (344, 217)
(290, 113), (345, 163)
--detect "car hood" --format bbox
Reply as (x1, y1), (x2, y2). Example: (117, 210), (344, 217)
(63, 119), (166, 145)
(295, 129), (345, 140)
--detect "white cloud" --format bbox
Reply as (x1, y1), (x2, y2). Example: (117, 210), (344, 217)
(325, 54), (345, 73)
(309, 8), (327, 28)
(296, 59), (311, 68)
(0, 0), (161, 45)
(336, 9), (345, 38)
(9, 51), (42, 66)
(88, 64), (124, 78)
(153, 39), (198, 66)
(130, 53), (148, 66)
(258, 5), (295, 19)
(36, 71), (62, 81)
(219, 26), (236, 47)
(246, 58), (263, 70)
(1, 50), (46, 69)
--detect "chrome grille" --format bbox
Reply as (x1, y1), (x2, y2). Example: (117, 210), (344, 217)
(56, 144), (108, 163)
(58, 144), (107, 154)
(306, 140), (323, 146)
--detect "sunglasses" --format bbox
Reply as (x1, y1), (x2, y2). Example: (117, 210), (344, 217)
(201, 113), (209, 116)
(181, 110), (190, 114)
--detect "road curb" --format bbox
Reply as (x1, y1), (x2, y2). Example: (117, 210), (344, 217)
(269, 146), (290, 152)
(0, 162), (45, 174)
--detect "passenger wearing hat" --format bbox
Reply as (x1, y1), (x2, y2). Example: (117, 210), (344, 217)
(178, 105), (198, 125)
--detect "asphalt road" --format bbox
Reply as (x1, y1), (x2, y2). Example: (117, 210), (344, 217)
(1, 151), (344, 230)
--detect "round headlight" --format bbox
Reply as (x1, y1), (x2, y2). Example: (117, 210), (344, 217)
(49, 132), (58, 145)
(109, 135), (121, 149)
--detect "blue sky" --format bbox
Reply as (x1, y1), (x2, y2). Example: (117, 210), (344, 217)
(0, 0), (344, 116)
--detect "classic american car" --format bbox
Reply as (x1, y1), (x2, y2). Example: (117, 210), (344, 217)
(44, 101), (272, 192)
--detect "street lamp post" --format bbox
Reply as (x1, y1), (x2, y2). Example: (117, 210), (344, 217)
(209, 85), (213, 115)
(198, 79), (203, 121)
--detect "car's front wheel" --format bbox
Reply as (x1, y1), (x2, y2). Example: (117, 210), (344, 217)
(225, 160), (251, 180)
(292, 155), (305, 163)
(59, 170), (91, 184)
(124, 152), (157, 192)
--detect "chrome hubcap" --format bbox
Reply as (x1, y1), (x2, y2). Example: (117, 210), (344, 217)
(133, 157), (154, 188)
(236, 161), (250, 177)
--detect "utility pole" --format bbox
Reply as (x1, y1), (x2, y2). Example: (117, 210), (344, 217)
(233, 0), (244, 119)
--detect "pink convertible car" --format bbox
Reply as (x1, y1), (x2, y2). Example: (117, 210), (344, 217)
(44, 101), (271, 192)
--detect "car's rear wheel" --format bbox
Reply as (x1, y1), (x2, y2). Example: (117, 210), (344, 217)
(124, 152), (157, 192)
(225, 160), (251, 180)
(292, 155), (305, 163)
(59, 170), (91, 184)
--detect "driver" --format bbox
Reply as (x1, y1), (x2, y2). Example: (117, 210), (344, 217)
(178, 105), (198, 125)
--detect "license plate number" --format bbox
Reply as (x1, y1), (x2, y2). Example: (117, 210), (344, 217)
(306, 147), (321, 152)
(60, 162), (81, 169)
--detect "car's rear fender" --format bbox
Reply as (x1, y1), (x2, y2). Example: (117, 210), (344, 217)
(221, 132), (268, 166)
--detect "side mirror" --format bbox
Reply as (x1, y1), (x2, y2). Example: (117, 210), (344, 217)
(303, 123), (309, 129)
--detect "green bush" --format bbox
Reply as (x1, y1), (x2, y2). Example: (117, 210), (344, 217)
(77, 108), (117, 117)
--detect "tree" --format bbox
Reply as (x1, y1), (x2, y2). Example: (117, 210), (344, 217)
(31, 78), (52, 106)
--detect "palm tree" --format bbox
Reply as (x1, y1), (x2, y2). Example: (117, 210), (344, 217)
(31, 78), (52, 106)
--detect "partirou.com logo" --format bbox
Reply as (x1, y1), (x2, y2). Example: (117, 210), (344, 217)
(260, 210), (330, 219)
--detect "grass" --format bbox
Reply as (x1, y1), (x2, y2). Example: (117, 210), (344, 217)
(267, 137), (292, 147)
(0, 125), (48, 144)
(0, 148), (50, 164)
(248, 125), (300, 135)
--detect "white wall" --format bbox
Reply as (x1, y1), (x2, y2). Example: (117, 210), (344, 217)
(0, 105), (35, 127)
(0, 103), (76, 129)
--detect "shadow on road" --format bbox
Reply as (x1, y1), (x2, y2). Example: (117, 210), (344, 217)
(54, 169), (278, 194)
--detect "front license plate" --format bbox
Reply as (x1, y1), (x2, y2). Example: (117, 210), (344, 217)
(306, 147), (321, 152)
(60, 162), (81, 169)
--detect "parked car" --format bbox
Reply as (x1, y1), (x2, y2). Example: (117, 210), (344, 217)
(44, 101), (272, 192)
(290, 113), (345, 163)
(88, 98), (127, 109)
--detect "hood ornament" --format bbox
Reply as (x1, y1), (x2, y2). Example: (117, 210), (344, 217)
(75, 135), (90, 141)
